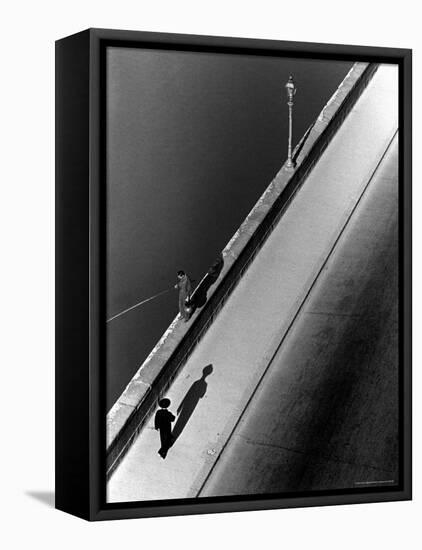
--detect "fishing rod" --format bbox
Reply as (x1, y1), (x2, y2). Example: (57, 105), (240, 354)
(106, 276), (200, 324)
(106, 256), (223, 324)
(106, 288), (172, 323)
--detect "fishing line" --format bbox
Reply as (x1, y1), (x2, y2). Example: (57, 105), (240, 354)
(106, 288), (172, 323)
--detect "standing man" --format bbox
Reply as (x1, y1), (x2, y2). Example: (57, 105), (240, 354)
(175, 270), (192, 321)
(154, 398), (175, 459)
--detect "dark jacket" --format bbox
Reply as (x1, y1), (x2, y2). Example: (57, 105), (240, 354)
(154, 409), (175, 431)
(176, 275), (191, 296)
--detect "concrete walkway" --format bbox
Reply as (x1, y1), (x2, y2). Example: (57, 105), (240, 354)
(202, 133), (399, 496)
(107, 64), (398, 503)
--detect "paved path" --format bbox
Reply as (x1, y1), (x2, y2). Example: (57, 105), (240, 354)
(202, 133), (399, 496)
(107, 64), (398, 503)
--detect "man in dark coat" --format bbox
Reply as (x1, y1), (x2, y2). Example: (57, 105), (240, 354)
(175, 270), (192, 321)
(154, 398), (175, 459)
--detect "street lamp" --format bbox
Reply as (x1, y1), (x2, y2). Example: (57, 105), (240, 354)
(285, 75), (297, 170)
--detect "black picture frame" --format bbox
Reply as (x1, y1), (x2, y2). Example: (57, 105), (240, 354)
(55, 28), (412, 521)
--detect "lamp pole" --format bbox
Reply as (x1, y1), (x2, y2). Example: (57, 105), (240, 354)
(285, 75), (296, 170)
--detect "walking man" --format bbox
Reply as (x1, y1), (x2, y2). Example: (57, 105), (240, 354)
(175, 270), (192, 321)
(154, 398), (175, 459)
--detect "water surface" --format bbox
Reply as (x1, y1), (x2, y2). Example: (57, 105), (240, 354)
(106, 47), (353, 410)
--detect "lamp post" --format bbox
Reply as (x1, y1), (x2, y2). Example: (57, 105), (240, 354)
(285, 75), (297, 170)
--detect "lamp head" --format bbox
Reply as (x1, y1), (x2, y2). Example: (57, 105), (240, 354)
(285, 75), (296, 99)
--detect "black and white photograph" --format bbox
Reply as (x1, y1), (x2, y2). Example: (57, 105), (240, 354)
(104, 45), (403, 504)
(3, 0), (421, 546)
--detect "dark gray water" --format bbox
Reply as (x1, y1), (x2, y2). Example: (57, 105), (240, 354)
(106, 47), (353, 410)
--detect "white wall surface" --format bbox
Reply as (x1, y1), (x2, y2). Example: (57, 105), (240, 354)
(0, 1), (419, 548)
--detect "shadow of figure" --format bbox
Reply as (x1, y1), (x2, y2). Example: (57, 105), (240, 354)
(171, 364), (213, 443)
(191, 256), (224, 311)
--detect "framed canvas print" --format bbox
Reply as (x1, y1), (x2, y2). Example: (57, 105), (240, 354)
(55, 28), (412, 521)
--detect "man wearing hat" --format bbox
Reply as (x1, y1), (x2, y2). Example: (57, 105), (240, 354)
(154, 398), (176, 459)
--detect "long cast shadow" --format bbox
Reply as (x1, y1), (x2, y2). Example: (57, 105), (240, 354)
(191, 256), (224, 310)
(292, 122), (315, 164)
(171, 364), (213, 443)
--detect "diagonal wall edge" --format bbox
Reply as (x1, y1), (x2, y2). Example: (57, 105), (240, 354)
(106, 61), (378, 478)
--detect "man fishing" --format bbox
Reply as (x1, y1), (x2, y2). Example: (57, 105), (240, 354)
(175, 270), (192, 321)
(107, 269), (197, 325)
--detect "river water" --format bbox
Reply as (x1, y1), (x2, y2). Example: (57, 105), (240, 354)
(106, 47), (353, 410)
